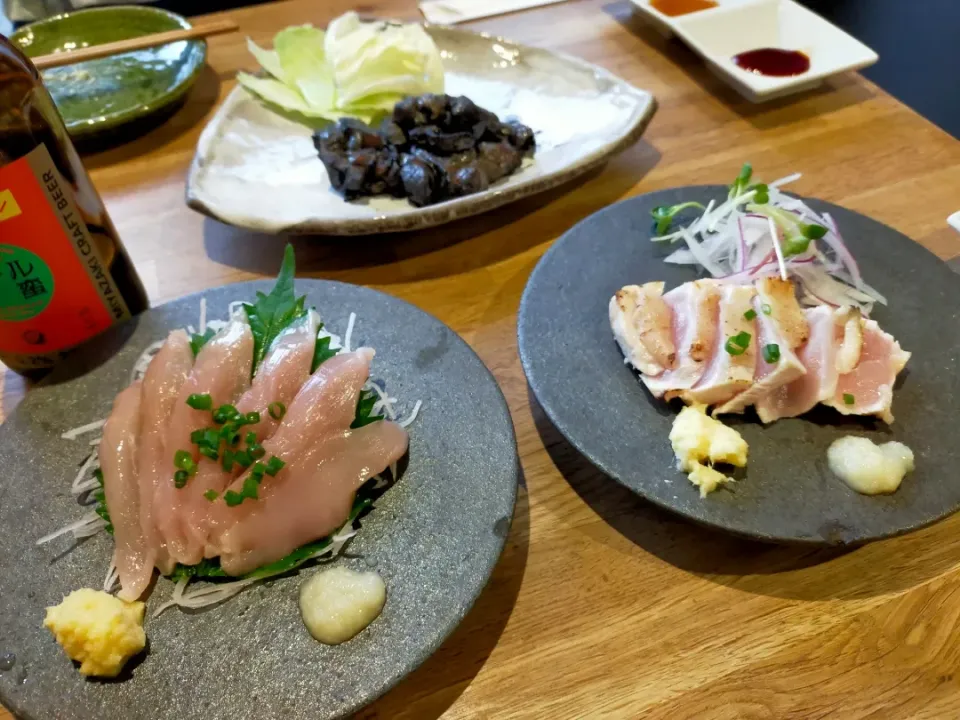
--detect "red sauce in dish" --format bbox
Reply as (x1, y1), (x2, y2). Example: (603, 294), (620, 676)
(650, 0), (718, 17)
(732, 48), (811, 77)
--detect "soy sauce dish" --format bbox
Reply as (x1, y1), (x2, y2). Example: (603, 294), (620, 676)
(631, 0), (878, 102)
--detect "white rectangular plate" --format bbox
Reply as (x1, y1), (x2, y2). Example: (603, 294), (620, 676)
(629, 0), (878, 102)
(186, 26), (656, 235)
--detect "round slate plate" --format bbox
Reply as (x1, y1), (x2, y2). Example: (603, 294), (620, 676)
(519, 185), (960, 545)
(12, 6), (206, 139)
(0, 280), (518, 720)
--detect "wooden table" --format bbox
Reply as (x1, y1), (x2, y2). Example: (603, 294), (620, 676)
(5, 0), (960, 717)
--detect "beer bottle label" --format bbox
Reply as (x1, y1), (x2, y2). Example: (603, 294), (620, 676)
(0, 144), (131, 368)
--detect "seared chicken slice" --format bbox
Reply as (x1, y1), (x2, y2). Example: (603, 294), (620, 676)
(713, 295), (806, 416)
(755, 277), (809, 349)
(835, 306), (863, 373)
(609, 283), (676, 376)
(680, 285), (757, 407)
(754, 306), (838, 423)
(824, 317), (910, 424)
(641, 280), (721, 399)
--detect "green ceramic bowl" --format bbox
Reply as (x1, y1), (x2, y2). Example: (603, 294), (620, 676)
(11, 6), (206, 138)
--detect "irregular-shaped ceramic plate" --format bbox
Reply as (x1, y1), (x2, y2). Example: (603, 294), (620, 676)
(519, 186), (960, 545)
(186, 26), (657, 235)
(0, 280), (519, 720)
(11, 6), (206, 139)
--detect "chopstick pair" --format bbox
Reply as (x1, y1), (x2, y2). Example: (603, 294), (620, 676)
(30, 18), (239, 70)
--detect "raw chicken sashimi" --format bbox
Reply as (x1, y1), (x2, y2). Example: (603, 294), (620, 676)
(824, 318), (910, 423)
(136, 330), (194, 576)
(641, 280), (720, 399)
(205, 349), (377, 555)
(680, 285), (757, 407)
(154, 318), (253, 566)
(755, 277), (809, 349)
(235, 311), (321, 441)
(100, 382), (149, 601)
(754, 306), (838, 423)
(713, 295), (806, 415)
(218, 421), (409, 576)
(609, 283), (676, 376)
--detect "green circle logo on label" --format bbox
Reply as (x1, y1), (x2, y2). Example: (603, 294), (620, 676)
(0, 245), (55, 322)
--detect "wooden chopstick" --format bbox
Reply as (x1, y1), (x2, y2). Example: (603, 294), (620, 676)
(30, 18), (240, 70)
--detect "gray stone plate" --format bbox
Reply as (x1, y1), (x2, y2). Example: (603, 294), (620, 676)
(0, 280), (519, 720)
(518, 185), (960, 545)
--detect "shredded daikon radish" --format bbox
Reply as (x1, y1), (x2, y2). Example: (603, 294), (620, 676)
(35, 511), (105, 546)
(104, 563), (120, 593)
(399, 400), (423, 428)
(343, 312), (357, 353)
(61, 419), (106, 441)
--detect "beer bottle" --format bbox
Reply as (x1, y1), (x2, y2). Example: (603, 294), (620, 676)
(0, 35), (148, 376)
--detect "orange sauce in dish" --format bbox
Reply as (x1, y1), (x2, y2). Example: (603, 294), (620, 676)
(650, 0), (718, 17)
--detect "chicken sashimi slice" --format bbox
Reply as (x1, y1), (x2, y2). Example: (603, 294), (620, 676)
(756, 277), (809, 349)
(154, 317), (253, 565)
(258, 348), (375, 459)
(136, 330), (193, 576)
(641, 280), (720, 399)
(217, 421), (409, 576)
(100, 382), (150, 601)
(610, 283), (676, 376)
(204, 348), (376, 554)
(824, 318), (910, 424)
(714, 296), (806, 416)
(235, 311), (321, 442)
(680, 285), (757, 407)
(754, 306), (838, 423)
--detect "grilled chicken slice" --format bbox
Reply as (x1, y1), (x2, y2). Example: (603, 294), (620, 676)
(641, 280), (720, 399)
(609, 283), (676, 376)
(680, 285), (757, 407)
(755, 277), (809, 349)
(713, 295), (806, 416)
(754, 306), (838, 423)
(824, 317), (910, 423)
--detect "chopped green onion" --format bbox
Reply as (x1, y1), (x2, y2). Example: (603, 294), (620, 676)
(244, 411), (260, 425)
(843, 393), (855, 406)
(190, 429), (206, 444)
(249, 444), (266, 460)
(233, 450), (253, 469)
(268, 402), (286, 420)
(173, 470), (189, 489)
(203, 490), (219, 502)
(265, 456), (285, 477)
(224, 490), (244, 507)
(187, 393), (212, 411)
(245, 431), (257, 446)
(724, 331), (751, 356)
(761, 303), (772, 315)
(222, 449), (235, 472)
(213, 404), (239, 424)
(762, 343), (781, 364)
(744, 309), (757, 321)
(198, 445), (219, 461)
(174, 449), (195, 473)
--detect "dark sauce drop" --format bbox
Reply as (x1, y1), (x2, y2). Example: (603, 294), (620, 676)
(732, 48), (810, 77)
(650, 0), (718, 16)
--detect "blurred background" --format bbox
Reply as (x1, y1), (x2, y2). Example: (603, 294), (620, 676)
(2, 0), (958, 138)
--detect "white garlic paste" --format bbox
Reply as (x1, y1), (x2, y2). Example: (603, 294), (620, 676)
(299, 566), (386, 645)
(827, 436), (914, 495)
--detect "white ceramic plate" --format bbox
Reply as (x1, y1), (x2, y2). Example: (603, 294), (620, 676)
(186, 26), (656, 235)
(631, 0), (878, 102)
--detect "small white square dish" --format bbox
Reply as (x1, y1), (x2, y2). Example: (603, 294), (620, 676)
(630, 0), (878, 102)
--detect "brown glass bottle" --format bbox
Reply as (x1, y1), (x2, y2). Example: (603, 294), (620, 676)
(0, 35), (148, 376)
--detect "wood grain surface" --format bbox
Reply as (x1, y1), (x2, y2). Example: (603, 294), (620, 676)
(4, 0), (960, 717)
